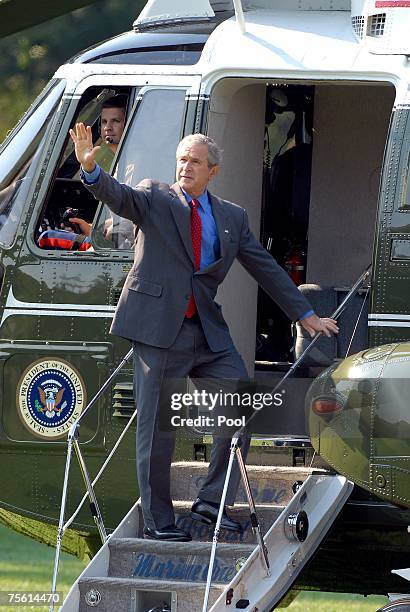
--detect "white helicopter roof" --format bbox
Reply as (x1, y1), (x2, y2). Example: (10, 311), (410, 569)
(197, 9), (408, 92)
(135, 0), (410, 56)
(56, 1), (409, 103)
(134, 0), (351, 27)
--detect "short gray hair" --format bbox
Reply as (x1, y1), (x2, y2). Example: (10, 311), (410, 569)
(176, 133), (222, 167)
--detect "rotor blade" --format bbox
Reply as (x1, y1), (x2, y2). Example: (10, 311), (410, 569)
(0, 0), (102, 38)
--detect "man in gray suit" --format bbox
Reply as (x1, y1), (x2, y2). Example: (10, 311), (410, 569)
(70, 123), (338, 542)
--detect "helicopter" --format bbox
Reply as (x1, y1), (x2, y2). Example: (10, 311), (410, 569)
(1, 0), (410, 609)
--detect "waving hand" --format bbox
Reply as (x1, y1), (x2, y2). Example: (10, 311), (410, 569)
(69, 122), (100, 172)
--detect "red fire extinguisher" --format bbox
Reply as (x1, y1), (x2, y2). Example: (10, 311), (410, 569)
(284, 248), (306, 286)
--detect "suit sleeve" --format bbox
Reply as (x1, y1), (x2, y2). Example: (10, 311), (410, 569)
(81, 167), (150, 227)
(236, 209), (312, 322)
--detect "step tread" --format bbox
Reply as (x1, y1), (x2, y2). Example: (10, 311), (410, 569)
(172, 500), (284, 510)
(109, 538), (256, 556)
(79, 575), (225, 591)
(171, 462), (329, 475)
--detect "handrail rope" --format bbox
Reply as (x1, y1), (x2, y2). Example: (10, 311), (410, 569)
(63, 406), (138, 531)
(309, 450), (317, 468)
(50, 348), (134, 611)
(344, 285), (370, 359)
(234, 265), (373, 440)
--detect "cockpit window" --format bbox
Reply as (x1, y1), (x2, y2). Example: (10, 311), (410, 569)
(0, 79), (65, 247)
(56, 88), (129, 179)
(35, 86), (134, 251)
(398, 150), (410, 211)
(0, 80), (65, 182)
(92, 87), (187, 250)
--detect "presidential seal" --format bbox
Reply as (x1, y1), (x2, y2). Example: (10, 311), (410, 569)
(17, 359), (86, 439)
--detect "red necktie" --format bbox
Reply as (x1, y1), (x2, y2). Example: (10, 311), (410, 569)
(185, 199), (202, 318)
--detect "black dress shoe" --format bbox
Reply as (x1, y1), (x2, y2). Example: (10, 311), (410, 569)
(191, 498), (243, 533)
(143, 525), (192, 542)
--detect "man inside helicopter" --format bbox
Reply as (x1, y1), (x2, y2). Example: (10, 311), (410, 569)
(38, 95), (128, 250)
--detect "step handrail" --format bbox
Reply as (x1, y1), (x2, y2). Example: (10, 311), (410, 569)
(49, 347), (134, 612)
(202, 263), (372, 611)
(240, 263), (372, 436)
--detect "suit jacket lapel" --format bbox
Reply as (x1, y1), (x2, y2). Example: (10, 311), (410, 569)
(169, 182), (195, 266)
(208, 192), (231, 260)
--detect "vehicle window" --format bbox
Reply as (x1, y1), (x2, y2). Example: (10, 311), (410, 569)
(86, 44), (204, 66)
(0, 80), (66, 248)
(57, 88), (128, 179)
(36, 87), (135, 252)
(397, 150), (410, 211)
(0, 80), (65, 186)
(93, 88), (187, 250)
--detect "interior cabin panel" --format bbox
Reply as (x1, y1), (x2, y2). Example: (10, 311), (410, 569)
(207, 78), (395, 378)
(308, 83), (395, 287)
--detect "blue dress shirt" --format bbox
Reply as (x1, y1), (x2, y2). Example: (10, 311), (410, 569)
(82, 164), (101, 184)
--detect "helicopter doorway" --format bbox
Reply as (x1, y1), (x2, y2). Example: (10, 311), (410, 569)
(258, 84), (314, 365)
(206, 78), (395, 375)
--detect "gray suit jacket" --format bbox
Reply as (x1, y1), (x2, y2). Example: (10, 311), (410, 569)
(84, 169), (312, 351)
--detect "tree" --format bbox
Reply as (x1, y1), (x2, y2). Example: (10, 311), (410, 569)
(0, 0), (144, 142)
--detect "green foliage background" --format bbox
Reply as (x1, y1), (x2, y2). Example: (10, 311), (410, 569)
(0, 0), (144, 143)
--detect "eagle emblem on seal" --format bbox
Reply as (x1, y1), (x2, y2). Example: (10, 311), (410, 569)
(36, 381), (67, 418)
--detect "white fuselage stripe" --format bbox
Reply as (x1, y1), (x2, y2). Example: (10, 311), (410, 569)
(5, 286), (116, 311)
(0, 287), (115, 325)
(368, 313), (410, 321)
(368, 313), (410, 327)
(1, 308), (114, 324)
(368, 321), (410, 327)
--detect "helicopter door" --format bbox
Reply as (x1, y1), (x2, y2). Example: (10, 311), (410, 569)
(370, 105), (410, 346)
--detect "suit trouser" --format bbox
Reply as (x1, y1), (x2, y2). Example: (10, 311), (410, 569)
(133, 316), (250, 530)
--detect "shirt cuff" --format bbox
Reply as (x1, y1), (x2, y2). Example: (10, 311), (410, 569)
(81, 164), (101, 184)
(299, 309), (315, 320)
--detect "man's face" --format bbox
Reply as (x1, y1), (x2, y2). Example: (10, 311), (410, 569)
(100, 107), (125, 150)
(176, 143), (219, 197)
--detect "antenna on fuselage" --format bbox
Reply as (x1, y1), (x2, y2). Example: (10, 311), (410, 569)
(232, 0), (246, 34)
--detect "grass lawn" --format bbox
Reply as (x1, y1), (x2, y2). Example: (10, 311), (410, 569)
(287, 591), (388, 611)
(0, 523), (389, 611)
(0, 523), (85, 611)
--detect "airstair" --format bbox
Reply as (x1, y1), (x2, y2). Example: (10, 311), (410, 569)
(61, 462), (352, 611)
(58, 268), (369, 611)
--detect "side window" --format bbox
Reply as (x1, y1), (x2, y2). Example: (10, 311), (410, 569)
(92, 88), (187, 250)
(395, 111), (410, 211)
(397, 148), (410, 211)
(0, 80), (65, 248)
(35, 86), (135, 252)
